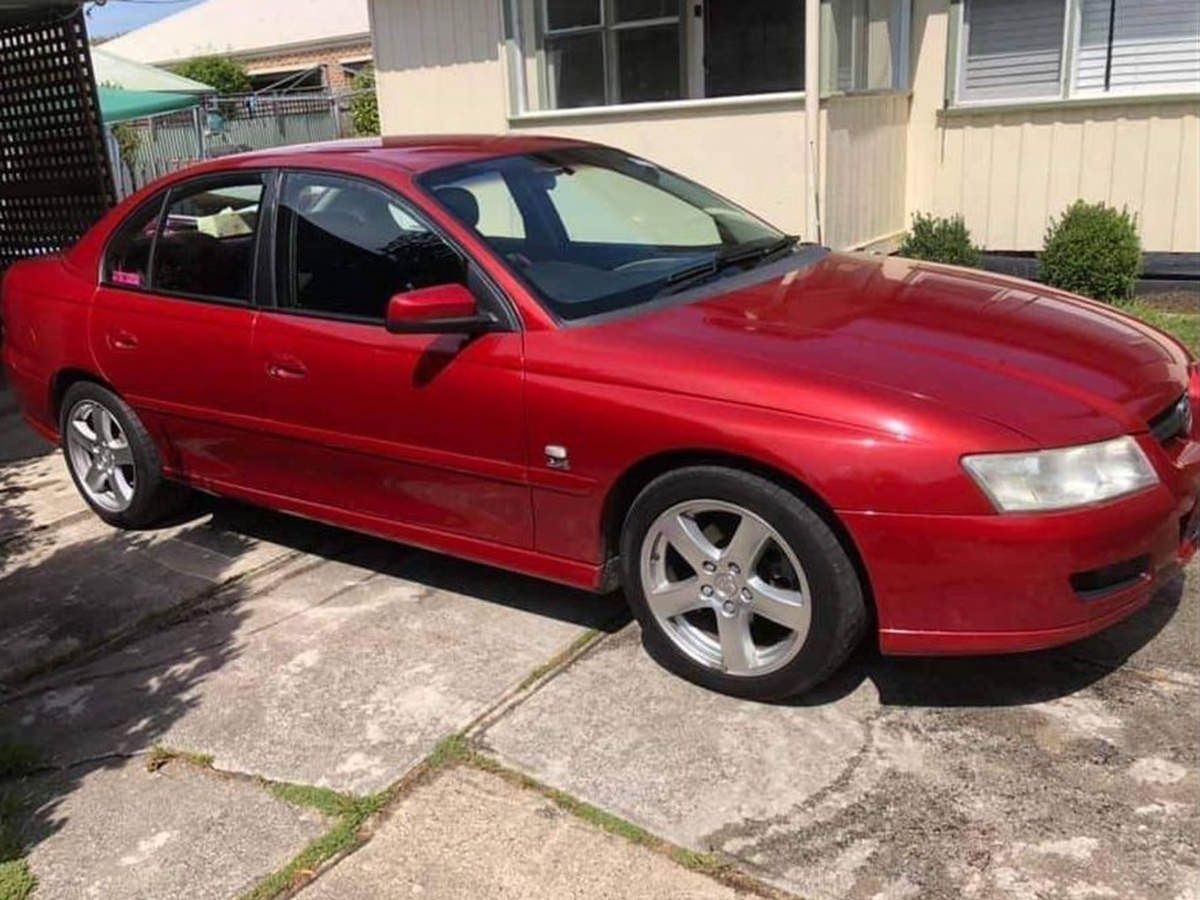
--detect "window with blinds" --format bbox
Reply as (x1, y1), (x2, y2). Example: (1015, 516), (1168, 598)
(957, 0), (1200, 104)
(960, 0), (1066, 101)
(1076, 0), (1200, 95)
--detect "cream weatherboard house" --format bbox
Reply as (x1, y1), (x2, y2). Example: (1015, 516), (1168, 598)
(365, 0), (1199, 255)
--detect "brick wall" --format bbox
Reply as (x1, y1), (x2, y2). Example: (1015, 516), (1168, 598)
(243, 41), (372, 93)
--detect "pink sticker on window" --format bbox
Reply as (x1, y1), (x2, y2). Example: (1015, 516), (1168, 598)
(112, 270), (142, 287)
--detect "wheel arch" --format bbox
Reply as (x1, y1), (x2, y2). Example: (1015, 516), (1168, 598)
(50, 367), (118, 423)
(600, 449), (876, 620)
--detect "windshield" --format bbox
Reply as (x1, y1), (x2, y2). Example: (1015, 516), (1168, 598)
(419, 147), (789, 321)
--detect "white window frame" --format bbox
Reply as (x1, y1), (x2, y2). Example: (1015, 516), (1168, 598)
(538, 0), (686, 108)
(820, 0), (912, 96)
(950, 0), (1200, 109)
(505, 0), (811, 118)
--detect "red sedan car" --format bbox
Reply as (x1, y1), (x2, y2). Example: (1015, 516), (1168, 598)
(3, 137), (1197, 699)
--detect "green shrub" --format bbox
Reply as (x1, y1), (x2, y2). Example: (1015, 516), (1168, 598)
(349, 67), (380, 137)
(1040, 200), (1142, 303)
(898, 213), (983, 268)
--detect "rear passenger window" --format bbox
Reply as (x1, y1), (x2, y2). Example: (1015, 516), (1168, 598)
(103, 197), (163, 288)
(153, 178), (265, 302)
(275, 172), (467, 322)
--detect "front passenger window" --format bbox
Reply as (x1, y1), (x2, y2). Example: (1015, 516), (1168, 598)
(275, 172), (467, 322)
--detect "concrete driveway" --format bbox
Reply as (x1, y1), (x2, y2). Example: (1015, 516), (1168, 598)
(1, 406), (1197, 899)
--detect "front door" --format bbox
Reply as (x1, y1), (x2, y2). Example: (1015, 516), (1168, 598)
(251, 170), (532, 549)
(90, 173), (268, 484)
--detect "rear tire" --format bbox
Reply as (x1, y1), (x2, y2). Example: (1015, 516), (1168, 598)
(619, 466), (867, 701)
(59, 382), (190, 528)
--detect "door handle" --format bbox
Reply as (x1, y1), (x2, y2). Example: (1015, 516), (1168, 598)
(106, 329), (138, 351)
(266, 354), (307, 380)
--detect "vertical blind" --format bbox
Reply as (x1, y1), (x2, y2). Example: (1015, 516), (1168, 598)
(1076, 0), (1200, 94)
(961, 0), (1066, 100)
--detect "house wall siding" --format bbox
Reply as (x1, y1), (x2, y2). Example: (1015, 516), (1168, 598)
(821, 92), (910, 249)
(906, 0), (1200, 253)
(369, 0), (1198, 252)
(371, 0), (814, 235)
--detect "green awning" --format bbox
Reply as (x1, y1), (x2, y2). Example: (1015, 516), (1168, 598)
(98, 86), (200, 124)
(92, 47), (214, 95)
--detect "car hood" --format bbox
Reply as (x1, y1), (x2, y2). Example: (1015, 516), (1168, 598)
(540, 253), (1192, 448)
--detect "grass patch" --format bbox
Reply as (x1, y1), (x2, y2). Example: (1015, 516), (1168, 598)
(0, 767), (38, 900)
(145, 744), (214, 773)
(269, 783), (378, 821)
(240, 733), (475, 899)
(0, 859), (36, 900)
(1122, 301), (1200, 352)
(0, 742), (41, 783)
(240, 782), (388, 900)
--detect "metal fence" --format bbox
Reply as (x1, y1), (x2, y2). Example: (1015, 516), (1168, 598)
(108, 91), (356, 199)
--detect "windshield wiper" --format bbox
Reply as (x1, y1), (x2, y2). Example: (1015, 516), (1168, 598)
(657, 235), (800, 297)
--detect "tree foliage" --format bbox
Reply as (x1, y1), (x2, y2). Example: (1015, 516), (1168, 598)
(349, 66), (380, 137)
(170, 55), (250, 95)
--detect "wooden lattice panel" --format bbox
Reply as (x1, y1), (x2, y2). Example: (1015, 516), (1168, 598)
(0, 6), (114, 271)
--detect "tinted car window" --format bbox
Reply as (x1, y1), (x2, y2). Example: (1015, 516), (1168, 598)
(275, 172), (466, 322)
(153, 178), (264, 302)
(103, 196), (164, 288)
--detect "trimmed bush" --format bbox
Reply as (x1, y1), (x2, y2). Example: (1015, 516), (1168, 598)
(898, 213), (983, 268)
(1040, 200), (1141, 304)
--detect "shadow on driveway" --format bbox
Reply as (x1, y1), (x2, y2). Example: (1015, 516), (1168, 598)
(784, 570), (1187, 709)
(0, 487), (628, 881)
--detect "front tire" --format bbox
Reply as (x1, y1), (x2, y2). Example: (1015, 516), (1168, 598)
(60, 382), (189, 528)
(619, 466), (867, 701)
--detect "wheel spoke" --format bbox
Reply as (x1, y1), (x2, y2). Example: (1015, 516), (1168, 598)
(716, 610), (756, 673)
(70, 416), (98, 449)
(111, 468), (135, 503)
(645, 577), (705, 619)
(83, 462), (108, 493)
(98, 408), (119, 444)
(111, 443), (134, 467)
(722, 515), (771, 569)
(661, 513), (721, 574)
(746, 576), (809, 632)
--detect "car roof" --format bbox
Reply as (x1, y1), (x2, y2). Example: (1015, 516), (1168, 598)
(214, 134), (596, 176)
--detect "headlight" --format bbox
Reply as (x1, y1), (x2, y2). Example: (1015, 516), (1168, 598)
(963, 436), (1159, 513)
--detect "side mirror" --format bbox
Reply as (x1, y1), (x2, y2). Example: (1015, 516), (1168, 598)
(385, 283), (495, 335)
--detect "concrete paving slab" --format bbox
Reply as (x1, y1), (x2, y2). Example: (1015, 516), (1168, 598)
(0, 504), (308, 684)
(298, 766), (747, 900)
(6, 540), (626, 794)
(0, 454), (84, 548)
(483, 566), (1200, 900)
(23, 758), (327, 900)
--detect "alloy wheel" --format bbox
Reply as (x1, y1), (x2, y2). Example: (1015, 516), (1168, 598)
(639, 499), (811, 676)
(66, 399), (137, 513)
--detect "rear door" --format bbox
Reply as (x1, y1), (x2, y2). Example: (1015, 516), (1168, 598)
(91, 172), (271, 484)
(250, 170), (532, 549)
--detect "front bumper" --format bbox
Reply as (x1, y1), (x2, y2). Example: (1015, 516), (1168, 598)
(843, 433), (1199, 656)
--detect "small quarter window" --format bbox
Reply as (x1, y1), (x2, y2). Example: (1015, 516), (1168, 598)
(275, 172), (467, 322)
(103, 196), (163, 288)
(153, 177), (265, 302)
